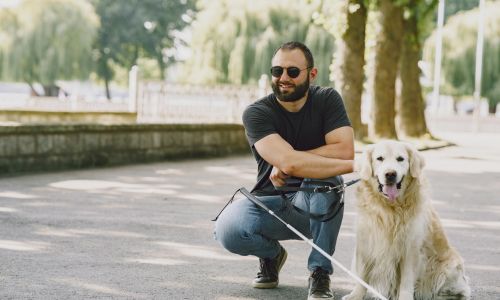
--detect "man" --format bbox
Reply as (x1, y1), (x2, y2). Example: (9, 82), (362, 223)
(214, 41), (354, 300)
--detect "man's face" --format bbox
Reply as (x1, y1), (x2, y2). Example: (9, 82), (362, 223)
(270, 49), (313, 102)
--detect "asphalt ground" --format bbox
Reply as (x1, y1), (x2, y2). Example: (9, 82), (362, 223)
(1, 130), (499, 299)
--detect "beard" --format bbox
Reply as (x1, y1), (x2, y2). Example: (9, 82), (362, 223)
(271, 77), (310, 102)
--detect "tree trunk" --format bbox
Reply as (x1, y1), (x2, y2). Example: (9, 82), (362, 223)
(369, 0), (404, 139)
(397, 9), (431, 138)
(157, 54), (166, 80)
(43, 85), (60, 97)
(28, 82), (40, 97)
(104, 77), (111, 100)
(334, 0), (368, 140)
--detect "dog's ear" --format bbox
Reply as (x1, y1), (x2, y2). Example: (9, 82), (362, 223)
(406, 143), (425, 181)
(357, 145), (374, 180)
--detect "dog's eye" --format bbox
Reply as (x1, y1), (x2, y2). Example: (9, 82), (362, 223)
(376, 156), (384, 162)
(397, 156), (405, 162)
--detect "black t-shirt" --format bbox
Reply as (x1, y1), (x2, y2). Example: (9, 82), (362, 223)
(242, 85), (351, 196)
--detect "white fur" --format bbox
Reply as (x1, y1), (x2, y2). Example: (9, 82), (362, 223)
(344, 141), (471, 300)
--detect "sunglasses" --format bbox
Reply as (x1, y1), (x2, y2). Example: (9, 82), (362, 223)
(270, 66), (311, 78)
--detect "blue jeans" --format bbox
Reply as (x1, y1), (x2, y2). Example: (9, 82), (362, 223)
(214, 176), (344, 274)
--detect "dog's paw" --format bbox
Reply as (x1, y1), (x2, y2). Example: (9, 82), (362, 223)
(398, 291), (413, 300)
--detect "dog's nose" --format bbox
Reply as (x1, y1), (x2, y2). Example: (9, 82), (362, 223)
(385, 171), (397, 183)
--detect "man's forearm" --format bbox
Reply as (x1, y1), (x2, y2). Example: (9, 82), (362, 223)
(306, 143), (354, 160)
(280, 150), (354, 179)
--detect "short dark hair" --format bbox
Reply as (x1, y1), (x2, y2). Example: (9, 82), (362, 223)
(273, 41), (314, 68)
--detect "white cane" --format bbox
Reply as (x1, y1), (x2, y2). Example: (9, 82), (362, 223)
(239, 187), (388, 300)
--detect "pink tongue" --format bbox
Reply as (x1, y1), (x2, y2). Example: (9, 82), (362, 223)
(383, 185), (399, 201)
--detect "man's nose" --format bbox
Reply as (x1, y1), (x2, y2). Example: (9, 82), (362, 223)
(279, 69), (291, 80)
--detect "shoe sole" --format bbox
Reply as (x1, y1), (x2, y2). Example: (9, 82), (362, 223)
(252, 249), (288, 289)
(307, 295), (334, 300)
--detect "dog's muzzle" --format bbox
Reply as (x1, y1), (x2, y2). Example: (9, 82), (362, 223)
(378, 175), (404, 202)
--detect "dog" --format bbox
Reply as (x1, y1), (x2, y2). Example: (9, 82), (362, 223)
(343, 140), (470, 300)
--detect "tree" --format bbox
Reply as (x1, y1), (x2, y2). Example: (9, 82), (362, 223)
(181, 0), (335, 86)
(1, 0), (98, 96)
(396, 0), (437, 138)
(369, 0), (404, 139)
(91, 0), (196, 98)
(423, 1), (500, 113)
(329, 0), (368, 140)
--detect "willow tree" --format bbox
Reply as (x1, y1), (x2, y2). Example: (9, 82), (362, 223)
(182, 0), (335, 86)
(397, 0), (437, 138)
(2, 0), (98, 96)
(369, 0), (404, 139)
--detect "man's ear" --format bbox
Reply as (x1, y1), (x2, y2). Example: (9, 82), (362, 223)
(309, 67), (318, 81)
(406, 143), (425, 182)
(357, 145), (374, 180)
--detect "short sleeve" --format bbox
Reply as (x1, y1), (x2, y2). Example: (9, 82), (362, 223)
(322, 88), (352, 135)
(242, 104), (277, 146)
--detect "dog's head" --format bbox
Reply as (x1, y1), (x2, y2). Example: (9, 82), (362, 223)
(357, 140), (425, 202)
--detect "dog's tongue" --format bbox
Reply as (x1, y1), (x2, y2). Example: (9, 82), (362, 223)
(383, 184), (399, 201)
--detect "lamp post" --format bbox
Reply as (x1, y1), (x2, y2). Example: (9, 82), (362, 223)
(473, 0), (485, 131)
(432, 0), (445, 115)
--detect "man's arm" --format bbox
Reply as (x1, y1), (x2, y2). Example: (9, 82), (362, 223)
(255, 133), (354, 180)
(306, 126), (355, 160)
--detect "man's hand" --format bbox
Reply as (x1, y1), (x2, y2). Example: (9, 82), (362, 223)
(269, 166), (290, 187)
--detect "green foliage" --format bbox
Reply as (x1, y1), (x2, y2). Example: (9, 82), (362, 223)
(180, 0), (335, 86)
(423, 1), (500, 110)
(1, 0), (98, 88)
(91, 0), (196, 85)
(444, 0), (479, 20)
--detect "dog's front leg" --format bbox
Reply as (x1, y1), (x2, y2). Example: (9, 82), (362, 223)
(342, 248), (369, 300)
(398, 249), (419, 300)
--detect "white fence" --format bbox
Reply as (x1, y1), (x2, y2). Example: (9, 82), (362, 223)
(137, 81), (268, 124)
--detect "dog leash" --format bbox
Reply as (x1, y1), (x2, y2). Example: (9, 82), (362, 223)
(275, 178), (361, 194)
(211, 178), (387, 298)
(238, 187), (388, 300)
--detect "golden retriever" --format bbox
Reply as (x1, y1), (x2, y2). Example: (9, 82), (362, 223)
(343, 140), (470, 300)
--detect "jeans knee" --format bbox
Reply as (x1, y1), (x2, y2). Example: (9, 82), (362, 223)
(214, 214), (255, 256)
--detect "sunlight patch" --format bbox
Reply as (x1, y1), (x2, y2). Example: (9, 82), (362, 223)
(156, 241), (253, 261)
(0, 191), (37, 199)
(441, 218), (500, 230)
(128, 258), (188, 266)
(212, 276), (251, 285)
(467, 264), (500, 272)
(0, 240), (48, 251)
(35, 227), (146, 238)
(0, 207), (17, 212)
(156, 169), (185, 175)
(50, 180), (135, 190)
(49, 180), (178, 196)
(53, 278), (143, 298)
(177, 193), (223, 203)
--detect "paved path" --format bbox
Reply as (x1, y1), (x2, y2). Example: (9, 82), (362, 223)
(1, 130), (499, 299)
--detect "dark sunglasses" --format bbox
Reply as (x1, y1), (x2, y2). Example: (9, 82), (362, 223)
(270, 66), (311, 78)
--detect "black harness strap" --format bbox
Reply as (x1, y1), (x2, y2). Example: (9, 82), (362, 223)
(211, 179), (360, 222)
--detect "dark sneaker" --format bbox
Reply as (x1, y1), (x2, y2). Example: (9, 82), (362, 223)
(252, 246), (288, 289)
(308, 267), (334, 299)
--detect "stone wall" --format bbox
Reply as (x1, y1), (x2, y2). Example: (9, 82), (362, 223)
(0, 124), (250, 174)
(0, 110), (136, 124)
